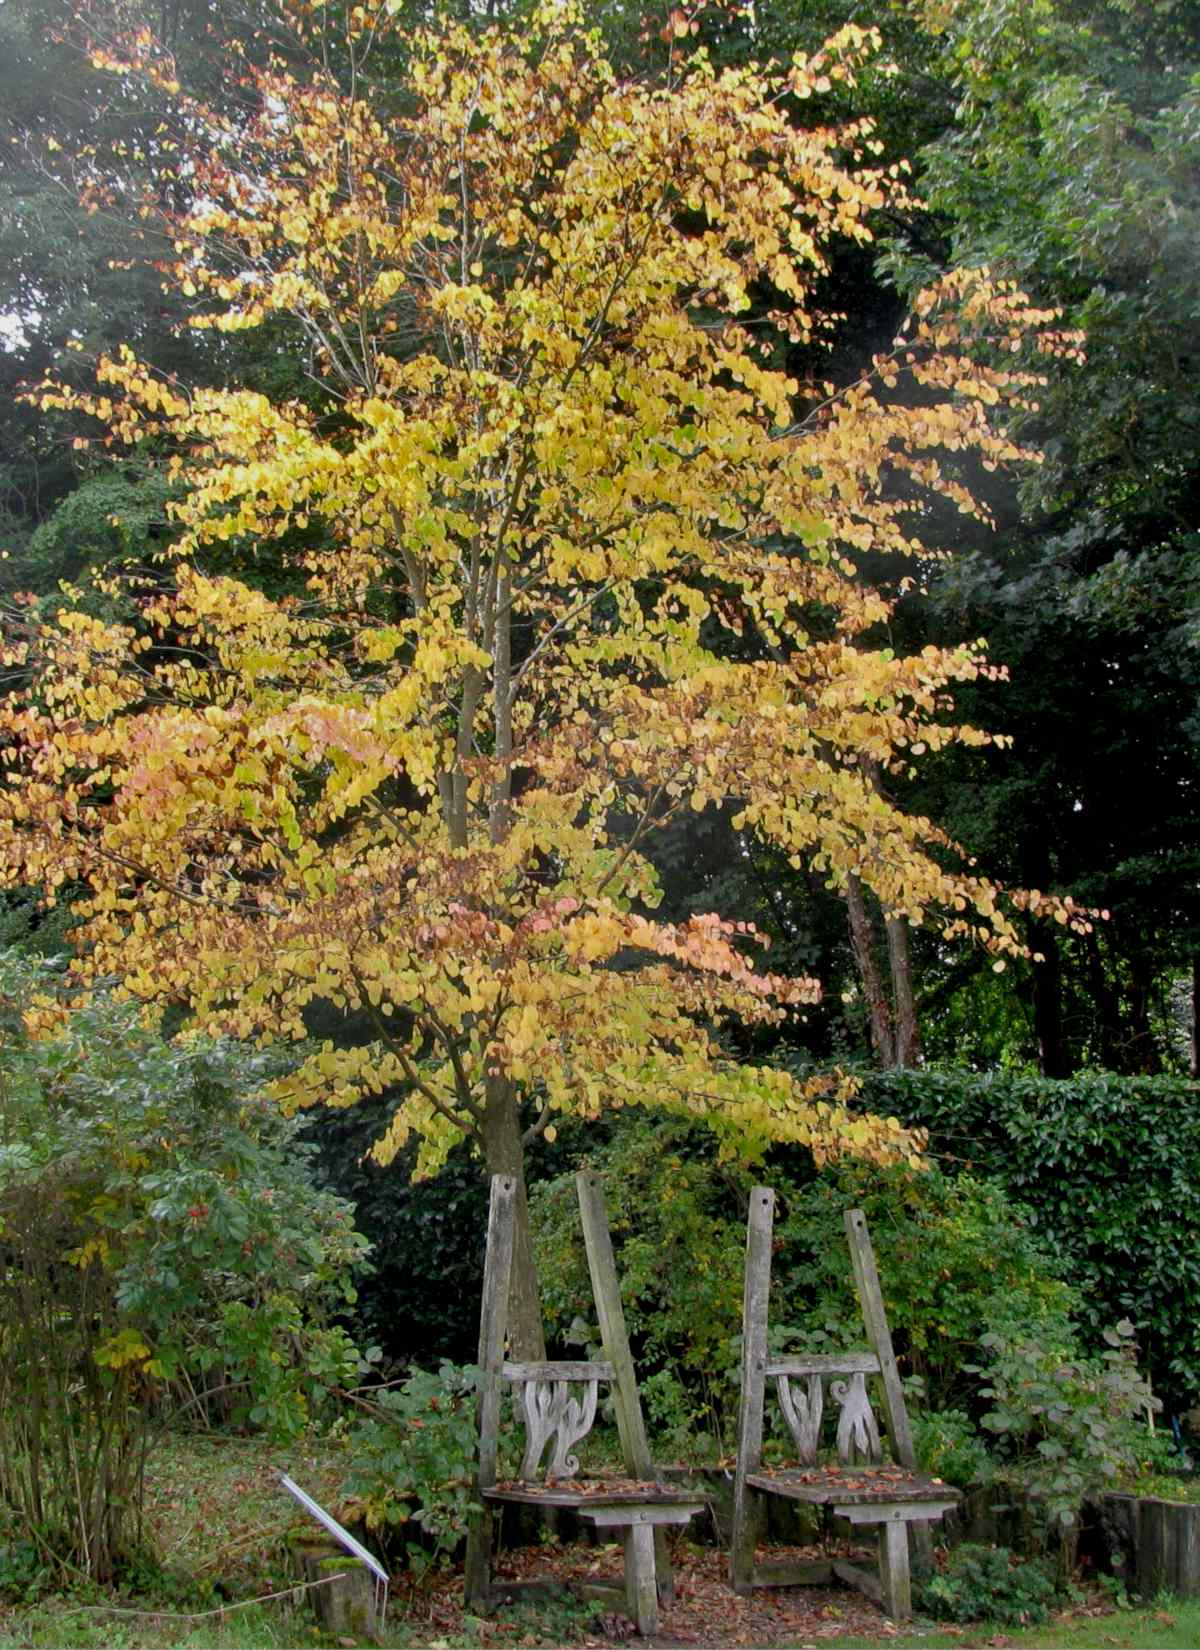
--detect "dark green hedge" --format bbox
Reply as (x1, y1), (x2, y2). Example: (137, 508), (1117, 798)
(855, 1069), (1200, 1413)
(306, 1098), (578, 1368)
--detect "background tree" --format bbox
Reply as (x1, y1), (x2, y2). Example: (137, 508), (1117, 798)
(870, 0), (1200, 1073)
(654, 0), (1200, 1072)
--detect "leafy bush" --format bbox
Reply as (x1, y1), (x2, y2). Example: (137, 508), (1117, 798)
(917, 1543), (1057, 1625)
(911, 1407), (995, 1489)
(531, 1114), (1080, 1450)
(0, 952), (368, 1576)
(853, 1067), (1200, 1409)
(974, 1319), (1156, 1529)
(341, 1361), (480, 1581)
(772, 1161), (1080, 1416)
(782, 1158), (1158, 1531)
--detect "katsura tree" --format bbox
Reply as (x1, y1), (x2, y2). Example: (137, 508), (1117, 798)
(0, 0), (1089, 1352)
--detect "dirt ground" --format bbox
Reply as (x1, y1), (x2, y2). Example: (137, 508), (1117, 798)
(423, 1540), (902, 1647)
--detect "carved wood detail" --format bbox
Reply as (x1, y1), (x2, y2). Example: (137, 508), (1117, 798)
(831, 1372), (882, 1465)
(776, 1373), (823, 1465)
(514, 1374), (601, 1481)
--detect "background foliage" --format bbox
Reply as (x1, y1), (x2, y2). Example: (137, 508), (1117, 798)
(531, 1109), (1155, 1527)
(852, 1067), (1200, 1410)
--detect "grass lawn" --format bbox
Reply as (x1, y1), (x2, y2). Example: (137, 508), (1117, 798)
(4, 1591), (1200, 1649)
(819, 1599), (1200, 1649)
(0, 1431), (350, 1648)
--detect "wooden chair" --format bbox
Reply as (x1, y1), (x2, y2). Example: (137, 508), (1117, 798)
(465, 1171), (705, 1636)
(729, 1188), (959, 1620)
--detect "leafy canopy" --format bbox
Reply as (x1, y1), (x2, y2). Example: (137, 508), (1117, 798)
(1, 0), (1089, 1178)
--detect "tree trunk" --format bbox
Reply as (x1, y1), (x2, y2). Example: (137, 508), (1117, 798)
(846, 876), (896, 1067)
(477, 553), (547, 1355)
(1084, 930), (1123, 1071)
(1191, 956), (1199, 1079)
(885, 914), (921, 1067)
(852, 761), (921, 1067)
(1126, 951), (1161, 1074)
(481, 1074), (546, 1360)
(1030, 920), (1070, 1077)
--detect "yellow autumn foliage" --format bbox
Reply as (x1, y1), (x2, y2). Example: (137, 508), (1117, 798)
(0, 1), (1091, 1199)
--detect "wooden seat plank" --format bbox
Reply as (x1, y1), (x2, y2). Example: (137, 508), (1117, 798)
(744, 1466), (955, 1506)
(483, 1481), (703, 1511)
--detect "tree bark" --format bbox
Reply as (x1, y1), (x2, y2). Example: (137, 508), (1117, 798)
(1192, 955), (1200, 1080)
(481, 1073), (546, 1360)
(490, 560), (514, 844)
(437, 540), (545, 1358)
(477, 553), (547, 1354)
(1084, 930), (1123, 1071)
(1030, 920), (1070, 1077)
(852, 761), (922, 1067)
(885, 914), (921, 1067)
(1126, 951), (1161, 1074)
(846, 876), (896, 1067)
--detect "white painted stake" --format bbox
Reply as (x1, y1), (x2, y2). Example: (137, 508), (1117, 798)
(279, 1471), (389, 1625)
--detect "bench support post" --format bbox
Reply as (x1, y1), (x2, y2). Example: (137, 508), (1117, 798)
(624, 1523), (659, 1635)
(879, 1519), (912, 1621)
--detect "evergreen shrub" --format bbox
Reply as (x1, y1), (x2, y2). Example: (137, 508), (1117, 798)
(854, 1068), (1200, 1410)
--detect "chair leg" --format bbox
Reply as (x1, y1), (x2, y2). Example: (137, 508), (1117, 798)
(654, 1527), (675, 1602)
(730, 1485), (763, 1594)
(464, 1504), (494, 1608)
(878, 1520), (912, 1621)
(625, 1523), (659, 1635)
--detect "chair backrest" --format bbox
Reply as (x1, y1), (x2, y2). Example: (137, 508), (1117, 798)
(502, 1359), (615, 1482)
(766, 1353), (884, 1467)
(733, 1187), (917, 1479)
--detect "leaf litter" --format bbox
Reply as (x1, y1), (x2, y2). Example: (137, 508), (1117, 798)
(426, 1540), (899, 1647)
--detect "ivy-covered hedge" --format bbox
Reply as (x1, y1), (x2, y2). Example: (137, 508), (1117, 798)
(855, 1069), (1200, 1412)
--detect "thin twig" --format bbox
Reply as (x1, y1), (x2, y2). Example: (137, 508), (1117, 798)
(55, 1569), (351, 1623)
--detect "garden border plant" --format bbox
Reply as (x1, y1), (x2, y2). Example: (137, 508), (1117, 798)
(0, 951), (368, 1579)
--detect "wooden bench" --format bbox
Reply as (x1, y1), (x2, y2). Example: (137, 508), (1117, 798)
(730, 1190), (960, 1620)
(465, 1172), (705, 1635)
